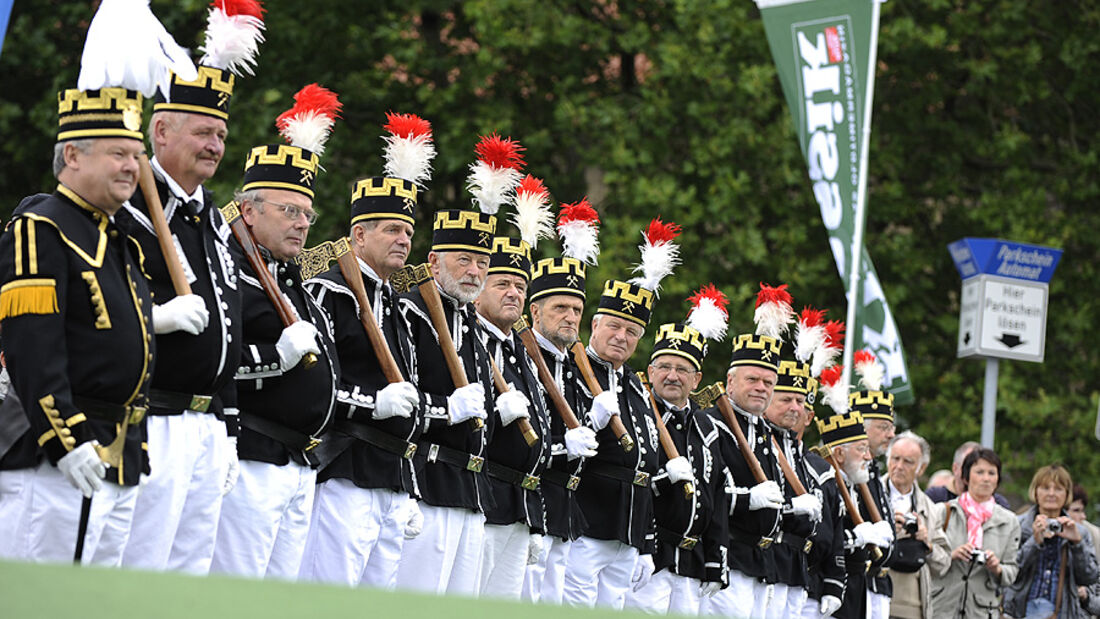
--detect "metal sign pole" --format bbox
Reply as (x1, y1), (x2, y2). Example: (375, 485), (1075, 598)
(981, 358), (999, 448)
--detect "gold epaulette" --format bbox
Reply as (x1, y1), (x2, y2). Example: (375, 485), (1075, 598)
(0, 279), (59, 320)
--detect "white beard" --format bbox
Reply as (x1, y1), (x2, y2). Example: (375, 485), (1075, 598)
(436, 266), (484, 304)
(846, 462), (870, 485)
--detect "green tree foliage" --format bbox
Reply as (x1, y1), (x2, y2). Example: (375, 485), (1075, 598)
(2, 0), (1097, 506)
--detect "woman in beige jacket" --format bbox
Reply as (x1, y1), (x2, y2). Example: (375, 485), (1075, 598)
(930, 447), (1020, 618)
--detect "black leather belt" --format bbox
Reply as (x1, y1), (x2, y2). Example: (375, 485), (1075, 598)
(541, 468), (582, 492)
(730, 527), (775, 549)
(420, 440), (485, 473)
(336, 420), (417, 460)
(778, 530), (814, 554)
(239, 412), (321, 453)
(584, 461), (650, 487)
(148, 389), (218, 416)
(657, 525), (700, 550)
(72, 396), (147, 425)
(484, 460), (540, 491)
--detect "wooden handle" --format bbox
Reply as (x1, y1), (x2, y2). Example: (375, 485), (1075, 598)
(514, 319), (581, 430)
(489, 358), (538, 446)
(646, 388), (694, 498)
(714, 392), (767, 483)
(824, 451), (883, 561)
(569, 341), (634, 452)
(139, 154), (191, 297)
(772, 436), (808, 495)
(334, 242), (403, 383)
(857, 483), (884, 523)
(222, 202), (316, 369)
(416, 278), (482, 431)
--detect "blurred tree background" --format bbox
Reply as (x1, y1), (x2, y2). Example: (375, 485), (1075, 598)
(2, 0), (1098, 507)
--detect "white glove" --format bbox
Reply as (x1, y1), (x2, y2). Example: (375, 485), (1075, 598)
(495, 387), (531, 427)
(589, 391), (619, 431)
(852, 521), (879, 547)
(631, 554), (655, 591)
(790, 493), (823, 522)
(871, 519), (895, 547)
(748, 480), (785, 511)
(152, 294), (210, 335)
(699, 581), (723, 598)
(446, 383), (487, 425)
(819, 594), (842, 616)
(58, 442), (106, 498)
(404, 500), (423, 539)
(374, 381), (418, 420)
(222, 435), (239, 496)
(564, 426), (598, 460)
(665, 456), (694, 486)
(275, 321), (320, 370)
(527, 533), (543, 565)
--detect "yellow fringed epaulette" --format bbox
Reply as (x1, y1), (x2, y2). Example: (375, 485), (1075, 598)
(0, 278), (59, 320)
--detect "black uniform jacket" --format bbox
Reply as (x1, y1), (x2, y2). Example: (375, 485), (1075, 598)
(803, 450), (847, 603)
(532, 330), (588, 541)
(397, 286), (496, 512)
(863, 459), (895, 596)
(115, 162), (241, 422)
(574, 347), (659, 553)
(305, 259), (422, 496)
(0, 187), (154, 485)
(231, 241), (338, 468)
(651, 397), (729, 585)
(478, 316), (552, 532)
(771, 425), (817, 590)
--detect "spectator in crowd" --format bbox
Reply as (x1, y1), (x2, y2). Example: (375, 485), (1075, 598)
(926, 441), (1011, 509)
(1069, 485), (1100, 561)
(1003, 465), (1098, 619)
(930, 447), (1020, 618)
(927, 470), (953, 491)
(885, 432), (950, 619)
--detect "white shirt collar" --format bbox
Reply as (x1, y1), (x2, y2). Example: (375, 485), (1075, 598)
(476, 313), (510, 342)
(534, 329), (567, 361)
(150, 156), (204, 208)
(356, 256), (382, 284)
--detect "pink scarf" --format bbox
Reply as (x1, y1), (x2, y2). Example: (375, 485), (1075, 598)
(958, 491), (994, 548)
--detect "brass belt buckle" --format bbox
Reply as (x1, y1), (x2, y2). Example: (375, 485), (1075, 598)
(758, 536), (774, 549)
(803, 539), (813, 554)
(128, 406), (147, 424)
(466, 455), (484, 473)
(403, 443), (417, 460)
(521, 474), (540, 490)
(566, 475), (581, 491)
(305, 437), (322, 452)
(189, 395), (212, 413)
(679, 536), (699, 550)
(632, 471), (650, 487)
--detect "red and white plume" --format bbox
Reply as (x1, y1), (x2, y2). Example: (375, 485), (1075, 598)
(795, 306), (827, 365)
(382, 112), (435, 187)
(818, 365), (849, 415)
(853, 349), (885, 391)
(753, 283), (794, 340)
(812, 320), (845, 377)
(686, 284), (730, 342)
(78, 0), (197, 96)
(629, 217), (681, 294)
(467, 133), (525, 215)
(199, 0), (266, 76)
(276, 84), (342, 156)
(510, 175), (554, 249)
(557, 198), (601, 266)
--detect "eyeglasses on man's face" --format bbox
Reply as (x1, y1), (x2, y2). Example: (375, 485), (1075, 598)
(261, 199), (317, 225)
(651, 363), (697, 376)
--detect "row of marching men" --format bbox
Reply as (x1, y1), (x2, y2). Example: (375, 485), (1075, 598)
(0, 2), (903, 617)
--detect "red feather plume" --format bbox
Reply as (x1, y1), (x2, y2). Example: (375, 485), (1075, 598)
(824, 320), (846, 348)
(384, 112), (431, 140)
(475, 133), (525, 170)
(853, 349), (877, 366)
(211, 0), (265, 20)
(688, 284), (730, 314)
(516, 174), (548, 198)
(755, 283), (792, 309)
(558, 198), (600, 226)
(275, 83), (342, 132)
(643, 216), (681, 245)
(819, 365), (844, 388)
(800, 306), (827, 327)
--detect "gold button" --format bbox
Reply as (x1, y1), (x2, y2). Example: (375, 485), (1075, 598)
(64, 438), (76, 448)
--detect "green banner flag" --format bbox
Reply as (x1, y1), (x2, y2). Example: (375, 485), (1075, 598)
(757, 0), (913, 404)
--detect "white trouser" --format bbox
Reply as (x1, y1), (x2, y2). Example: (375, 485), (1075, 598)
(767, 584), (807, 618)
(521, 537), (548, 602)
(867, 590), (891, 619)
(298, 481), (412, 588)
(395, 504), (486, 596)
(522, 536), (571, 604)
(0, 462), (138, 566)
(479, 522), (531, 599)
(122, 412), (230, 574)
(210, 459), (316, 580)
(802, 596), (825, 619)
(700, 569), (756, 618)
(562, 536), (639, 610)
(626, 568), (704, 615)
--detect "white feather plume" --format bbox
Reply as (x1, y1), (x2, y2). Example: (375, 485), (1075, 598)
(199, 5), (266, 76)
(754, 304), (793, 339)
(282, 112), (334, 156)
(687, 298), (728, 342)
(510, 179), (554, 249)
(821, 381), (850, 415)
(811, 344), (842, 378)
(384, 134), (436, 187)
(467, 162), (522, 215)
(795, 322), (825, 365)
(629, 241), (679, 294)
(855, 355), (885, 391)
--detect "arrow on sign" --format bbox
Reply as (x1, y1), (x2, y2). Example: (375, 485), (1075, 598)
(964, 332), (971, 345)
(997, 333), (1025, 348)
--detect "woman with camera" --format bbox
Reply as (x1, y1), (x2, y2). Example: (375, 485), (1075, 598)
(930, 447), (1020, 618)
(1003, 464), (1098, 618)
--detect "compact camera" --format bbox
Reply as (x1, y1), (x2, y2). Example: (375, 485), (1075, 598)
(902, 513), (919, 535)
(1048, 519), (1063, 534)
(970, 548), (986, 564)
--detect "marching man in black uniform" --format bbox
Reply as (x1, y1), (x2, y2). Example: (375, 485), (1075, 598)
(394, 134), (522, 596)
(0, 86), (154, 565)
(209, 85), (342, 580)
(298, 114), (432, 588)
(625, 285), (732, 615)
(562, 218), (690, 610)
(117, 1), (266, 573)
(520, 197), (602, 604)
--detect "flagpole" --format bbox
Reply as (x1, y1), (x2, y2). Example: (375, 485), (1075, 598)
(841, 0), (882, 389)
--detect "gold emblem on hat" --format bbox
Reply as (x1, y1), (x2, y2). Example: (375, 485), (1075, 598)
(122, 103), (142, 132)
(403, 197), (415, 212)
